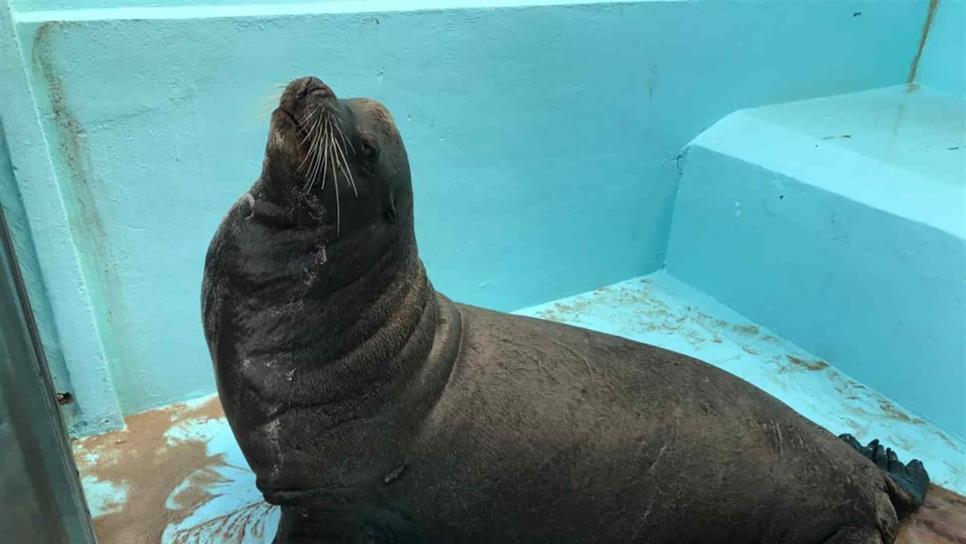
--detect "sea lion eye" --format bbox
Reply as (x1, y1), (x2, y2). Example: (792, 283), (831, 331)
(359, 139), (378, 162)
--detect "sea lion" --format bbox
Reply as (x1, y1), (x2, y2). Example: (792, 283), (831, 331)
(202, 76), (929, 544)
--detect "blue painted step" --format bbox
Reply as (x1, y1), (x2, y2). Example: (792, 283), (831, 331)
(665, 85), (966, 440)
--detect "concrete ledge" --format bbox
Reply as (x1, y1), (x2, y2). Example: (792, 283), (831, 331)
(692, 85), (965, 237)
(666, 86), (966, 439)
(14, 0), (652, 22)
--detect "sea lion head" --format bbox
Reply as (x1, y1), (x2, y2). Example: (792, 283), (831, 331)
(263, 76), (411, 238)
(206, 78), (423, 501)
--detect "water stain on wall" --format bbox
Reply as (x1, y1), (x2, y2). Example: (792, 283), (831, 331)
(32, 21), (137, 419)
(907, 0), (941, 83)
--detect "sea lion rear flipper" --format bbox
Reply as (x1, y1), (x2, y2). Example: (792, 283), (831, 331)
(838, 433), (930, 514)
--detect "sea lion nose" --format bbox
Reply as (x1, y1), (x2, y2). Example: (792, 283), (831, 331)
(298, 76), (333, 101)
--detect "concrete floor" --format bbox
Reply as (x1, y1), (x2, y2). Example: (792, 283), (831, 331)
(73, 272), (966, 543)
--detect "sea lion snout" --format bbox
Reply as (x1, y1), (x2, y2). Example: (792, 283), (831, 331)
(288, 76), (334, 101)
(298, 76), (332, 99)
(276, 76), (338, 128)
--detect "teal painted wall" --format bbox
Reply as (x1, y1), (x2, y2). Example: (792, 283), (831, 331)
(4, 0), (938, 432)
(1, 0), (124, 435)
(918, 0), (965, 96)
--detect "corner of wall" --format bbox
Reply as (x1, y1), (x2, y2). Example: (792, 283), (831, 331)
(1, 0), (124, 436)
(914, 0), (966, 96)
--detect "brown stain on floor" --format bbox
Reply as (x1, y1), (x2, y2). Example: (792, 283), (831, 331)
(533, 280), (732, 350)
(877, 397), (929, 425)
(729, 323), (760, 336)
(72, 396), (226, 544)
(784, 354), (830, 372)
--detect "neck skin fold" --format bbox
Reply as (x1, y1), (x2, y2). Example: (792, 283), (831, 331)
(234, 182), (439, 427)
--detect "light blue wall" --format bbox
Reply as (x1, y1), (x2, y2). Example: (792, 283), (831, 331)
(5, 0), (936, 431)
(918, 0), (965, 96)
(1, 0), (124, 435)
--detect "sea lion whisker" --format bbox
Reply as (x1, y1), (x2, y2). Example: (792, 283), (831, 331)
(302, 121), (327, 192)
(298, 106), (325, 145)
(329, 131), (348, 195)
(328, 108), (345, 129)
(322, 119), (336, 191)
(298, 116), (325, 172)
(326, 107), (355, 152)
(329, 128), (342, 235)
(300, 104), (321, 125)
(297, 146), (313, 173)
(301, 171), (314, 194)
(327, 121), (342, 195)
(311, 118), (332, 182)
(311, 121), (333, 194)
(303, 145), (321, 193)
(331, 119), (356, 153)
(331, 132), (358, 197)
(299, 113), (322, 146)
(298, 117), (325, 175)
(309, 114), (326, 153)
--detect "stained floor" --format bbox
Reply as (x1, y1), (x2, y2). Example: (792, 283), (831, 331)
(74, 272), (966, 543)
